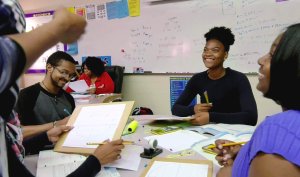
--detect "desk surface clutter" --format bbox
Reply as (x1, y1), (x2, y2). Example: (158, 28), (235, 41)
(26, 114), (255, 177)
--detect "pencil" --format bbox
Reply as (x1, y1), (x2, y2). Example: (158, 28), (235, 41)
(204, 91), (210, 103)
(202, 149), (217, 155)
(206, 141), (247, 149)
(86, 141), (135, 145)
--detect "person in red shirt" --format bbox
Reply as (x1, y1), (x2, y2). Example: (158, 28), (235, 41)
(67, 57), (114, 94)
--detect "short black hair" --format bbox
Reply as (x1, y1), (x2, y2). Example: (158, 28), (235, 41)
(265, 23), (300, 110)
(204, 26), (235, 52)
(82, 57), (105, 77)
(46, 51), (76, 67)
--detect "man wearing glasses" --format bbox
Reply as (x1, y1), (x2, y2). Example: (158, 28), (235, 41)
(15, 51), (77, 154)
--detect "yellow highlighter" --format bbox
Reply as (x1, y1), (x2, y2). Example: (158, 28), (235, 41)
(204, 91), (210, 104)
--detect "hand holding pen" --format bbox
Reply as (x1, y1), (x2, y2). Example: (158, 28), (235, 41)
(194, 91), (212, 114)
(93, 139), (125, 165)
(212, 139), (244, 166)
(193, 103), (213, 114)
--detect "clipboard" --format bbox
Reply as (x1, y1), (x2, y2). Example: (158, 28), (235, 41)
(140, 157), (213, 177)
(54, 101), (134, 155)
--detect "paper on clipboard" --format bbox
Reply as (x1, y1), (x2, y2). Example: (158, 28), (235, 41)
(54, 101), (134, 154)
(140, 157), (213, 177)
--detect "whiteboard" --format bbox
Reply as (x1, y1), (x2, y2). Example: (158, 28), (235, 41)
(26, 0), (300, 73)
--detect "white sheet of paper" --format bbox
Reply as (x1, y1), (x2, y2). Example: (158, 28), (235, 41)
(105, 145), (143, 171)
(63, 104), (126, 148)
(145, 161), (208, 177)
(71, 94), (91, 99)
(68, 80), (89, 92)
(36, 150), (120, 177)
(131, 115), (193, 121)
(144, 130), (208, 152)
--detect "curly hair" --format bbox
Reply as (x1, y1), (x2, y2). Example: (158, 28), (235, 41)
(82, 57), (105, 77)
(204, 26), (235, 52)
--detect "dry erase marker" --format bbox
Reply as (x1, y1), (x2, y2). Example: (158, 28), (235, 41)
(86, 141), (135, 145)
(204, 91), (210, 104)
(206, 141), (247, 149)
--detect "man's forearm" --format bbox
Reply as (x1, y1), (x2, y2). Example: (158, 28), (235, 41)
(22, 123), (53, 140)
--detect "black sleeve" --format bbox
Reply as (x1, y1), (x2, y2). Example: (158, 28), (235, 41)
(8, 134), (100, 177)
(209, 75), (258, 125)
(171, 76), (197, 116)
(22, 132), (52, 154)
(67, 155), (101, 177)
(15, 84), (40, 125)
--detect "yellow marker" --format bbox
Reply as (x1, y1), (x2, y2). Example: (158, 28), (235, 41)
(204, 91), (210, 103)
(86, 141), (135, 145)
(206, 141), (247, 149)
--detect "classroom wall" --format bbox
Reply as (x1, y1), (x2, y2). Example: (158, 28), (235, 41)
(21, 74), (282, 125)
(20, 0), (300, 74)
(20, 0), (114, 13)
(20, 0), (282, 125)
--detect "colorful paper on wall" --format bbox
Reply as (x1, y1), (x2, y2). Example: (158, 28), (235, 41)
(82, 56), (111, 66)
(128, 0), (140, 17)
(106, 0), (129, 20)
(67, 7), (75, 14)
(65, 42), (79, 55)
(85, 4), (96, 20)
(95, 3), (107, 19)
(75, 7), (86, 18)
(118, 0), (129, 18)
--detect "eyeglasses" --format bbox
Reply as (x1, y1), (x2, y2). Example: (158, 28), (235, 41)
(54, 67), (76, 80)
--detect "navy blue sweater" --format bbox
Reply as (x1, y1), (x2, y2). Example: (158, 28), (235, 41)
(172, 68), (258, 125)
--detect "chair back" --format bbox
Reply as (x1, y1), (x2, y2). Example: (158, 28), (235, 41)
(105, 66), (125, 93)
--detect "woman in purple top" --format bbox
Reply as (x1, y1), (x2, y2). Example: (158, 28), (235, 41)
(214, 23), (300, 177)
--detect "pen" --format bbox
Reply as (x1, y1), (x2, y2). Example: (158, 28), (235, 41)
(206, 141), (247, 149)
(86, 141), (135, 145)
(64, 108), (71, 116)
(204, 91), (210, 104)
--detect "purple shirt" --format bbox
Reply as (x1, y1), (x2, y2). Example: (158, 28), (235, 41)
(232, 110), (300, 177)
